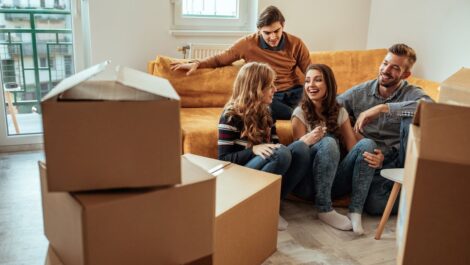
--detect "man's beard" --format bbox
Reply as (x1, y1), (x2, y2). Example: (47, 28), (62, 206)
(379, 74), (400, 88)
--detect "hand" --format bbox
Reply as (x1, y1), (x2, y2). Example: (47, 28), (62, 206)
(170, 61), (199, 75)
(354, 104), (388, 133)
(363, 149), (384, 169)
(252, 143), (280, 159)
(300, 125), (326, 145)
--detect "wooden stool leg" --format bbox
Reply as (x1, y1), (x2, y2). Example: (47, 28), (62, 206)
(375, 182), (402, 240)
(5, 91), (20, 134)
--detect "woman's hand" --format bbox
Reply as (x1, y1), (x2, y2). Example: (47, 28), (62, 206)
(252, 144), (280, 159)
(170, 61), (200, 75)
(363, 149), (384, 169)
(300, 125), (326, 146)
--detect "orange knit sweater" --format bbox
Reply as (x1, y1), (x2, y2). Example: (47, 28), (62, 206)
(198, 32), (311, 92)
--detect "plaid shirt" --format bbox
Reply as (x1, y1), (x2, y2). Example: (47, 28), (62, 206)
(337, 79), (433, 153)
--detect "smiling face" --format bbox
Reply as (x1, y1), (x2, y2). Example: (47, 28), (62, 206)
(259, 21), (284, 48)
(304, 69), (327, 105)
(378, 52), (411, 89)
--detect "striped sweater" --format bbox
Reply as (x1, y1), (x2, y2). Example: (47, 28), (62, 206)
(218, 111), (279, 165)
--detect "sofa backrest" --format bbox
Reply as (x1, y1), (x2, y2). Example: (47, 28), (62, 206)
(311, 49), (386, 94)
(148, 49), (439, 108)
(148, 56), (240, 108)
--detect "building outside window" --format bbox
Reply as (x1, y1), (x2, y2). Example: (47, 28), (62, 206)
(0, 0), (75, 138)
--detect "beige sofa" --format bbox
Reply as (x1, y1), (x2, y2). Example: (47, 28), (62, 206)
(148, 49), (440, 159)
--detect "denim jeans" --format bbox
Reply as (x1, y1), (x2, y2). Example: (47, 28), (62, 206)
(363, 117), (412, 215)
(244, 141), (310, 200)
(271, 85), (303, 120)
(291, 136), (340, 212)
(332, 138), (377, 213)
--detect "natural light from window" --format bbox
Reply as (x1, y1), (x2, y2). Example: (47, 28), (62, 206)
(182, 0), (238, 18)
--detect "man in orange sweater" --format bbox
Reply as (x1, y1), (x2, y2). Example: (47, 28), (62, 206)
(171, 6), (311, 120)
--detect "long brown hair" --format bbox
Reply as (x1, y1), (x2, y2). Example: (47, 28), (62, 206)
(300, 64), (341, 140)
(224, 62), (276, 146)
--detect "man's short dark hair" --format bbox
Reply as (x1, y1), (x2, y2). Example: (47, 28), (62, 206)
(256, 6), (285, 28)
(389, 43), (417, 70)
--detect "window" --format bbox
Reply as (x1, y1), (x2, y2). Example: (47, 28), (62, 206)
(182, 0), (238, 17)
(171, 0), (255, 34)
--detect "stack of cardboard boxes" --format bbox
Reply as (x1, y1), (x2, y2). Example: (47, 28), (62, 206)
(397, 68), (470, 265)
(40, 62), (281, 265)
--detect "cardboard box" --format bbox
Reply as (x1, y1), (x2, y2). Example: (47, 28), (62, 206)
(438, 67), (470, 107)
(41, 61), (181, 192)
(184, 154), (281, 265)
(397, 102), (470, 265)
(45, 246), (64, 265)
(39, 157), (215, 265)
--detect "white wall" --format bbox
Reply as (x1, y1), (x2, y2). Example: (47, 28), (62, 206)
(259, 0), (371, 51)
(367, 0), (470, 82)
(86, 1), (248, 78)
(85, 0), (372, 78)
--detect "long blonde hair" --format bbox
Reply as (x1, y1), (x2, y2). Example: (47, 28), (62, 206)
(224, 62), (276, 146)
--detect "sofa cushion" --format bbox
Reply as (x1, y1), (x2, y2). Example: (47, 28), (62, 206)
(310, 49), (388, 94)
(148, 56), (241, 108)
(180, 108), (294, 159)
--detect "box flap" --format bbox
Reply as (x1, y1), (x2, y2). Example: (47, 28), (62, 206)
(42, 61), (110, 101)
(183, 154), (231, 173)
(215, 163), (280, 216)
(440, 67), (470, 92)
(438, 67), (470, 107)
(417, 101), (470, 165)
(59, 81), (164, 101)
(116, 66), (180, 101)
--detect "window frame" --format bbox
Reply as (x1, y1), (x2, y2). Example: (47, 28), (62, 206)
(171, 0), (251, 32)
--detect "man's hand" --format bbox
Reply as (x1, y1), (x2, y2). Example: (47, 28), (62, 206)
(300, 125), (326, 146)
(170, 61), (200, 75)
(354, 104), (389, 133)
(252, 144), (280, 159)
(363, 149), (384, 169)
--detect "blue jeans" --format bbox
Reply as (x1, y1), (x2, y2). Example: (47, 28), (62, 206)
(332, 139), (377, 213)
(364, 117), (412, 215)
(292, 136), (340, 212)
(271, 85), (303, 120)
(245, 141), (309, 199)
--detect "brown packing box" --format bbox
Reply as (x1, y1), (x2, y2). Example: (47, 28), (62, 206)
(396, 102), (470, 265)
(39, 157), (215, 265)
(184, 154), (281, 265)
(45, 246), (64, 265)
(41, 61), (181, 192)
(438, 67), (470, 107)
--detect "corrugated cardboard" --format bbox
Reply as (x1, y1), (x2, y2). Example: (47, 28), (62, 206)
(39, 157), (215, 265)
(41, 61), (182, 192)
(438, 67), (470, 107)
(45, 246), (64, 265)
(184, 154), (281, 265)
(397, 101), (470, 265)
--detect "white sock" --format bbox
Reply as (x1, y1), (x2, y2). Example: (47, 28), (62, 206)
(348, 212), (365, 235)
(278, 215), (288, 231)
(318, 210), (352, 231)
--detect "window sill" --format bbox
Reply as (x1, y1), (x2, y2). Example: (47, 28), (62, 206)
(169, 29), (251, 37)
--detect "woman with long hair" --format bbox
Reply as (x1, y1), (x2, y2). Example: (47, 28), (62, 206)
(218, 62), (309, 230)
(291, 64), (384, 235)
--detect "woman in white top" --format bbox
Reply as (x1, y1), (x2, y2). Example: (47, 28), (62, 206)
(291, 64), (384, 235)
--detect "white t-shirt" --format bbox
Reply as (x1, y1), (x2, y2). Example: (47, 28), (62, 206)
(291, 106), (349, 132)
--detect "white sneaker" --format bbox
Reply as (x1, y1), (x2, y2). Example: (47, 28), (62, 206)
(278, 215), (288, 231)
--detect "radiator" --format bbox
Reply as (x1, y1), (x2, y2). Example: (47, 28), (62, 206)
(179, 43), (230, 59)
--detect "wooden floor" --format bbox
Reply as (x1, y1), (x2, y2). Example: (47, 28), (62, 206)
(0, 151), (397, 265)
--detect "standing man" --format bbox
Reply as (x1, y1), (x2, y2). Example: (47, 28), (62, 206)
(337, 43), (433, 215)
(171, 6), (311, 120)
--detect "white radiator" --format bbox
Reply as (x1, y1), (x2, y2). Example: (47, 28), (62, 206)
(179, 43), (230, 59)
